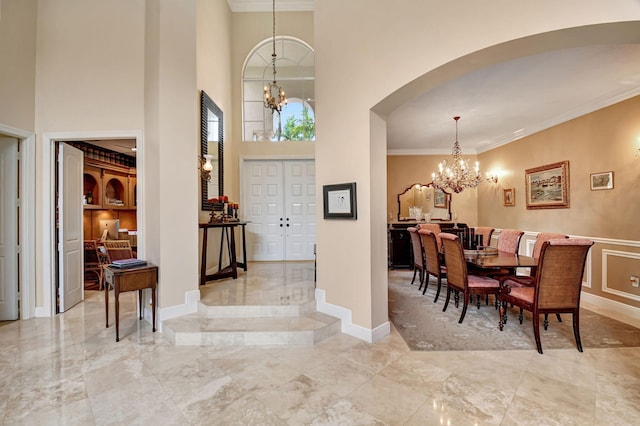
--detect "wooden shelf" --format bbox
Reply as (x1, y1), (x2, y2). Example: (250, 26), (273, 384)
(83, 166), (102, 209)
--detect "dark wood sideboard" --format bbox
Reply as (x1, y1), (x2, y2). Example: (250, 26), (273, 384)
(387, 222), (468, 269)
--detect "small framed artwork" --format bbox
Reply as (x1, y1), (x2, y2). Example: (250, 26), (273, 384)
(323, 182), (357, 219)
(434, 188), (449, 208)
(590, 171), (613, 190)
(525, 160), (570, 209)
(503, 188), (515, 206)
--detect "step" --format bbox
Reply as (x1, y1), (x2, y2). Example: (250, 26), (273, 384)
(197, 299), (316, 318)
(162, 311), (341, 346)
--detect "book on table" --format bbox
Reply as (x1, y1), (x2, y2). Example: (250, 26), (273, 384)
(110, 258), (148, 268)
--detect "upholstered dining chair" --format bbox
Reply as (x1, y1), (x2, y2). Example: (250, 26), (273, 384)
(501, 232), (568, 323)
(498, 238), (594, 354)
(474, 227), (495, 248)
(420, 223), (443, 251)
(407, 227), (426, 287)
(439, 232), (501, 323)
(418, 229), (447, 301)
(496, 229), (524, 254)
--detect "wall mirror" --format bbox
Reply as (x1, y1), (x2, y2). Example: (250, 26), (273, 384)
(201, 91), (224, 210)
(397, 183), (452, 221)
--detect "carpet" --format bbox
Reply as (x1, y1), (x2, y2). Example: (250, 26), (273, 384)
(388, 269), (640, 351)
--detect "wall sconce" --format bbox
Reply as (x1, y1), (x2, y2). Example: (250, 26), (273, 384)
(486, 171), (499, 184)
(200, 154), (213, 181)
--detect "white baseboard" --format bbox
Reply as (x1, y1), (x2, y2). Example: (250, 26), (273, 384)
(582, 292), (640, 329)
(315, 288), (390, 343)
(35, 306), (51, 317)
(156, 289), (200, 331)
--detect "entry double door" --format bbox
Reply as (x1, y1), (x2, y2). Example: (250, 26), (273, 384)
(243, 160), (315, 261)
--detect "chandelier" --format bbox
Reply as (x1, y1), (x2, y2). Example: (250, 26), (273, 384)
(263, 0), (287, 114)
(431, 116), (483, 193)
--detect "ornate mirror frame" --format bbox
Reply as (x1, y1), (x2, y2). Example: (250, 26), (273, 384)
(201, 91), (224, 210)
(397, 183), (452, 221)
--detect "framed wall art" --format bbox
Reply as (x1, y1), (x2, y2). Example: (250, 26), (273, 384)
(433, 188), (449, 208)
(525, 160), (570, 209)
(503, 188), (515, 206)
(323, 182), (357, 219)
(590, 171), (613, 190)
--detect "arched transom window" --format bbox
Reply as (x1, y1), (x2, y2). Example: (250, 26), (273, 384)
(243, 36), (315, 142)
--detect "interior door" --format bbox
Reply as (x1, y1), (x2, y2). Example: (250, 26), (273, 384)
(243, 159), (315, 261)
(57, 143), (84, 312)
(0, 137), (19, 320)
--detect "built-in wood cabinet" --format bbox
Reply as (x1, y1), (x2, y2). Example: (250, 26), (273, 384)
(83, 164), (136, 211)
(83, 166), (103, 209)
(128, 175), (137, 208)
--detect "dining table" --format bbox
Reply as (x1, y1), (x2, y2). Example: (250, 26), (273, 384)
(464, 248), (537, 270)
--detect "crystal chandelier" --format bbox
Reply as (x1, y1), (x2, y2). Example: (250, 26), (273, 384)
(431, 116), (483, 193)
(263, 0), (287, 114)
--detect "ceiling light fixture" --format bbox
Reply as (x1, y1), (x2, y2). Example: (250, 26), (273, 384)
(263, 0), (287, 115)
(432, 116), (483, 193)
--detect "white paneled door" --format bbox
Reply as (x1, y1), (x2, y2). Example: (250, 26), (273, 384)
(58, 143), (84, 312)
(243, 160), (316, 261)
(0, 138), (19, 320)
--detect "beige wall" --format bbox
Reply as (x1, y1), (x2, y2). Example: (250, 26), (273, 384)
(387, 155), (478, 226)
(29, 0), (199, 310)
(477, 96), (640, 308)
(315, 0), (640, 332)
(0, 0), (37, 131)
(477, 96), (640, 240)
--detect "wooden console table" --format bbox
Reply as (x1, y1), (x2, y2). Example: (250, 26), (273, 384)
(104, 263), (158, 342)
(199, 222), (248, 285)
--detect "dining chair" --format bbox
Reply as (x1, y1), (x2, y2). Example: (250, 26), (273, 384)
(420, 223), (442, 251)
(496, 229), (524, 254)
(83, 240), (103, 288)
(407, 227), (426, 288)
(474, 227), (495, 248)
(500, 232), (568, 323)
(439, 232), (500, 323)
(418, 229), (447, 301)
(498, 238), (594, 354)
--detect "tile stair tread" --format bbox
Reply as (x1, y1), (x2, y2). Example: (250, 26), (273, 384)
(163, 311), (339, 333)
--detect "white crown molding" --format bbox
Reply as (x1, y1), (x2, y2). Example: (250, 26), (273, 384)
(476, 86), (640, 153)
(227, 0), (314, 12)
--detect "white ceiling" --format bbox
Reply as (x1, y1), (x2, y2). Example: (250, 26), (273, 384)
(387, 44), (640, 155)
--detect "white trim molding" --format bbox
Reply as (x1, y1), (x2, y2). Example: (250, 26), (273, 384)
(582, 292), (640, 329)
(315, 288), (390, 343)
(0, 123), (35, 319)
(41, 130), (143, 317)
(601, 249), (640, 302)
(157, 289), (201, 332)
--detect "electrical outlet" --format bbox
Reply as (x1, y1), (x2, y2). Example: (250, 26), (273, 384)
(631, 275), (640, 288)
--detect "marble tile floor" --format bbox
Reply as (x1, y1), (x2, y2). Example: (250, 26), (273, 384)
(1, 262), (639, 425)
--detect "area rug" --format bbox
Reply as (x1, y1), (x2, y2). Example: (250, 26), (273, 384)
(388, 270), (640, 351)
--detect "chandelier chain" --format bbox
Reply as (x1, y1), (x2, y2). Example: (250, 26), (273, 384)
(264, 0), (287, 115)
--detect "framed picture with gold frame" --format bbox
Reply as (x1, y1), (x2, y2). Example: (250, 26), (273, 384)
(503, 188), (515, 206)
(525, 160), (570, 209)
(434, 188), (449, 208)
